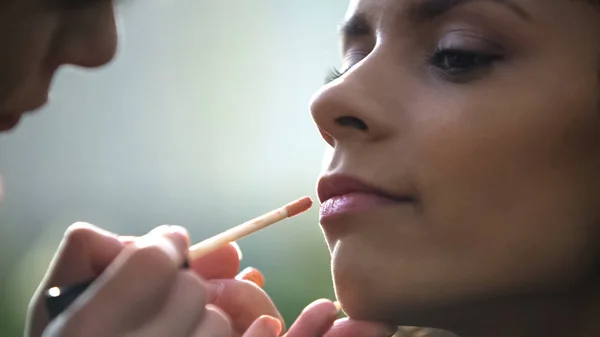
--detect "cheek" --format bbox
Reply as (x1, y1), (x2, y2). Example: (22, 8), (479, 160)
(410, 80), (600, 285)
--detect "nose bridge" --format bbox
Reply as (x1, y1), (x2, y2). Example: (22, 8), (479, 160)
(56, 3), (118, 68)
(310, 51), (398, 145)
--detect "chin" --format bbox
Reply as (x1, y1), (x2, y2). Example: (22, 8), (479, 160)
(330, 242), (407, 323)
(332, 262), (411, 324)
(0, 113), (22, 132)
(332, 265), (453, 328)
(330, 238), (466, 328)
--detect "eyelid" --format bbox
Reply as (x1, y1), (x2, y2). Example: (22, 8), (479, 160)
(435, 28), (506, 53)
(341, 49), (370, 72)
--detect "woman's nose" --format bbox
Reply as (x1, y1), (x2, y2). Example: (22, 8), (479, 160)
(309, 66), (394, 147)
(54, 3), (118, 68)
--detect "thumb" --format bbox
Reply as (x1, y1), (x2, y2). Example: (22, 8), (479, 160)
(207, 278), (284, 334)
(324, 318), (397, 337)
(284, 299), (339, 337)
(26, 223), (125, 337)
(284, 300), (398, 337)
(243, 316), (282, 337)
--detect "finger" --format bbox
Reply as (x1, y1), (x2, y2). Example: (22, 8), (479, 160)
(208, 278), (284, 334)
(118, 236), (139, 245)
(191, 305), (234, 337)
(65, 225), (190, 335)
(243, 315), (282, 337)
(42, 223), (126, 287)
(324, 318), (397, 337)
(285, 299), (339, 337)
(27, 223), (126, 337)
(131, 271), (212, 337)
(189, 242), (242, 280)
(235, 267), (265, 288)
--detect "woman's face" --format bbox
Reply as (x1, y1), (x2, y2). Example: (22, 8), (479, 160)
(311, 0), (600, 326)
(0, 0), (117, 132)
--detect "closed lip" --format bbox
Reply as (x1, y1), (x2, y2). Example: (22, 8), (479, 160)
(317, 174), (414, 204)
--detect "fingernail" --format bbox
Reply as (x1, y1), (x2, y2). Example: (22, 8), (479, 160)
(301, 299), (338, 315)
(118, 236), (137, 244)
(260, 315), (282, 337)
(166, 225), (190, 248)
(236, 267), (265, 288)
(229, 241), (243, 260)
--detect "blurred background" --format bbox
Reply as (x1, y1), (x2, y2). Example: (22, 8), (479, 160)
(0, 0), (347, 335)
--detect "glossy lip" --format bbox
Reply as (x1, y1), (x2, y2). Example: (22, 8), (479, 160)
(317, 174), (415, 222)
(317, 174), (412, 205)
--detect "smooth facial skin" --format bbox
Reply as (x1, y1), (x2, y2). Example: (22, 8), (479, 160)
(0, 0), (117, 131)
(311, 0), (600, 336)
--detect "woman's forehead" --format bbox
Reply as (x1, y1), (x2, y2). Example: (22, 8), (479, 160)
(343, 0), (524, 23)
(342, 0), (596, 30)
(342, 0), (528, 32)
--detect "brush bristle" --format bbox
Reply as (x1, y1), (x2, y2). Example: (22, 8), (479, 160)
(284, 196), (313, 217)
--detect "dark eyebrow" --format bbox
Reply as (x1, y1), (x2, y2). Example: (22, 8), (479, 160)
(338, 0), (530, 39)
(409, 0), (531, 22)
(339, 14), (371, 38)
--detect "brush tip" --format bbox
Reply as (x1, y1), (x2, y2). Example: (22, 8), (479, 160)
(285, 196), (313, 217)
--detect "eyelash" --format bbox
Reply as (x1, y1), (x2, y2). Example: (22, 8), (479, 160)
(428, 48), (503, 79)
(324, 68), (344, 84)
(324, 48), (503, 84)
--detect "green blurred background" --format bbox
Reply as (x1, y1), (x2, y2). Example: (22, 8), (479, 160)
(0, 0), (348, 335)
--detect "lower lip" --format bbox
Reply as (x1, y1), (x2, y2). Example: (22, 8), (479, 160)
(319, 192), (405, 221)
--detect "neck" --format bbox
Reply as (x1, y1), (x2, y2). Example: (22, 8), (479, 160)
(393, 281), (600, 337)
(444, 286), (600, 337)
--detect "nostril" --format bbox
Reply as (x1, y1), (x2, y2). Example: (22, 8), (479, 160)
(335, 116), (368, 131)
(318, 127), (335, 147)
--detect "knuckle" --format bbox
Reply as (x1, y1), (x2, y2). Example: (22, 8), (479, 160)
(125, 244), (176, 277)
(63, 222), (97, 243)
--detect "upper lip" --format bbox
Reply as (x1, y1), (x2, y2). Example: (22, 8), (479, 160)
(317, 174), (413, 204)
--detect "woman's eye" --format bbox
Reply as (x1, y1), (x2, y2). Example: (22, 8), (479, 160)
(429, 48), (502, 79)
(324, 68), (344, 84)
(324, 49), (370, 84)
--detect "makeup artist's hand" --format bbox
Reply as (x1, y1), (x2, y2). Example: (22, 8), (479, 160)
(26, 222), (393, 337)
(231, 297), (398, 337)
(25, 223), (279, 337)
(204, 275), (396, 337)
(189, 244), (397, 337)
(282, 299), (398, 337)
(202, 279), (397, 337)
